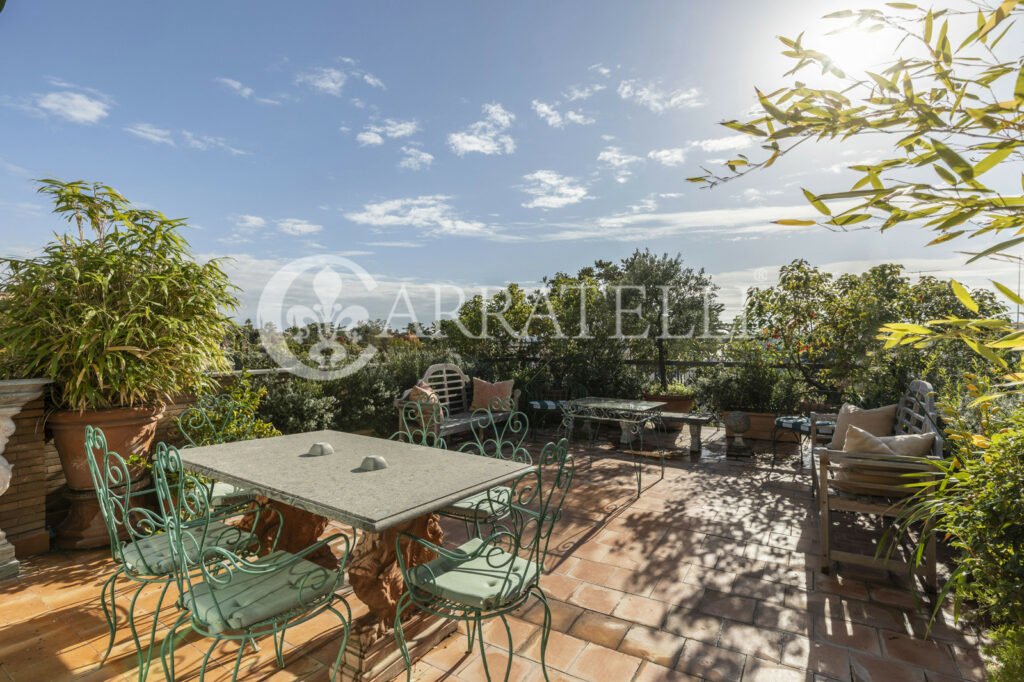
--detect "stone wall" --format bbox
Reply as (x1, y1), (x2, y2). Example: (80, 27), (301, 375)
(0, 399), (49, 557)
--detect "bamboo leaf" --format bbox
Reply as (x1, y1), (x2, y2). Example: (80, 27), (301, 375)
(951, 280), (979, 313)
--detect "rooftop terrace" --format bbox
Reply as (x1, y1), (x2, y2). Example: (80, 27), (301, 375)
(0, 429), (984, 682)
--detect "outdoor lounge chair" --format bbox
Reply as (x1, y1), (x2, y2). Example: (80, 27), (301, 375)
(813, 379), (943, 588)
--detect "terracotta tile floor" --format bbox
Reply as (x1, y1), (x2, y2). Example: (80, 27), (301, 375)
(0, 427), (987, 681)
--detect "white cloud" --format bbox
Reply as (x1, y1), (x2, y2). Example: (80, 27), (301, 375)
(276, 218), (323, 235)
(531, 100), (563, 128)
(617, 80), (702, 113)
(124, 123), (174, 145)
(346, 195), (488, 237)
(363, 241), (424, 248)
(36, 91), (109, 124)
(371, 118), (419, 138)
(690, 135), (753, 153)
(536, 202), (857, 242)
(601, 134), (616, 141)
(598, 145), (643, 182)
(215, 77), (254, 99)
(740, 188), (783, 202)
(182, 131), (247, 155)
(398, 146), (433, 171)
(448, 103), (515, 156)
(598, 146), (642, 168)
(647, 148), (687, 167)
(356, 131), (384, 146)
(296, 67), (347, 96)
(589, 63), (611, 78)
(564, 84), (606, 101)
(565, 110), (595, 125)
(363, 73), (386, 89)
(235, 215), (266, 229)
(520, 170), (588, 209)
(531, 100), (594, 128)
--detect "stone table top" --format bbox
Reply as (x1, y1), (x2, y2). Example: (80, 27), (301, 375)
(179, 430), (534, 533)
(571, 397), (667, 413)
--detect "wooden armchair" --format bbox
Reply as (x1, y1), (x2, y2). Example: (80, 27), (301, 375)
(815, 380), (943, 589)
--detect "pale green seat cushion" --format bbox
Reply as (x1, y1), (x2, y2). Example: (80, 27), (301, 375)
(438, 486), (511, 521)
(407, 537), (538, 611)
(121, 521), (246, 575)
(209, 481), (254, 507)
(185, 550), (338, 634)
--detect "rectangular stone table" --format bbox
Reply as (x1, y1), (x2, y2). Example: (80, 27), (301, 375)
(180, 429), (534, 682)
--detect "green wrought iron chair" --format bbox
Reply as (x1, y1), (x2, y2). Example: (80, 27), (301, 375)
(152, 441), (353, 681)
(393, 438), (574, 681)
(437, 405), (532, 536)
(85, 426), (272, 682)
(177, 393), (258, 507)
(389, 398), (450, 448)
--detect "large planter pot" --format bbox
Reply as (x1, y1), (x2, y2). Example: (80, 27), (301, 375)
(643, 393), (694, 413)
(723, 411), (776, 441)
(49, 405), (165, 549)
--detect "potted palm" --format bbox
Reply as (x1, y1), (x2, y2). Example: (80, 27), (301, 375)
(0, 179), (238, 548)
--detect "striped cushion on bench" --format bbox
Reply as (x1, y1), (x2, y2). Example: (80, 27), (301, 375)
(528, 400), (567, 411)
(775, 416), (835, 436)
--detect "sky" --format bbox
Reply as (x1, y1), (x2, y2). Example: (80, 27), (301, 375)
(1, 1), (1021, 326)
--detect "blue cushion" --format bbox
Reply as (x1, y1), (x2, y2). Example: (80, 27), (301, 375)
(775, 416), (809, 430)
(407, 537), (538, 610)
(528, 400), (567, 411)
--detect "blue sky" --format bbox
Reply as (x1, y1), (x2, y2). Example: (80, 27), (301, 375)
(1, 1), (1018, 323)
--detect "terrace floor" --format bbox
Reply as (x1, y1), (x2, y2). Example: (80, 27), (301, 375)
(0, 427), (987, 681)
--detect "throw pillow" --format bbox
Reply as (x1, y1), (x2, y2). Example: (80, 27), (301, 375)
(470, 378), (514, 411)
(834, 425), (916, 497)
(409, 380), (439, 405)
(879, 431), (936, 458)
(829, 403), (898, 450)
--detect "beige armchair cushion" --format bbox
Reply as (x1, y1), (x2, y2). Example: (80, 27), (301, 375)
(829, 403), (898, 449)
(834, 425), (920, 496)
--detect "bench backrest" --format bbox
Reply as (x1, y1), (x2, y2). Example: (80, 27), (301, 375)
(893, 378), (942, 458)
(399, 363), (471, 413)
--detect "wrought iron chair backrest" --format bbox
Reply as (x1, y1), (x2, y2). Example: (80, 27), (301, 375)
(152, 442), (312, 630)
(84, 426), (169, 576)
(401, 438), (573, 602)
(390, 399), (450, 448)
(177, 393), (256, 447)
(458, 402), (531, 463)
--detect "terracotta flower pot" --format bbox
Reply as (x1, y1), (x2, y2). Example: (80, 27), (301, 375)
(643, 393), (694, 413)
(722, 411), (776, 441)
(49, 405), (165, 549)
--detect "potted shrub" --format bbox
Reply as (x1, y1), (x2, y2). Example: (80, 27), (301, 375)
(0, 179), (238, 548)
(693, 344), (801, 441)
(642, 381), (695, 413)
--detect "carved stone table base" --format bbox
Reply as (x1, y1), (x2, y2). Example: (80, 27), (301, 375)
(339, 512), (448, 681)
(339, 608), (456, 682)
(240, 496), (335, 570)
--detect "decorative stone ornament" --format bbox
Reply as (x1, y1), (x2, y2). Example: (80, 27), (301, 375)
(0, 378), (52, 581)
(724, 409), (754, 457)
(359, 455), (388, 471)
(306, 441), (334, 456)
